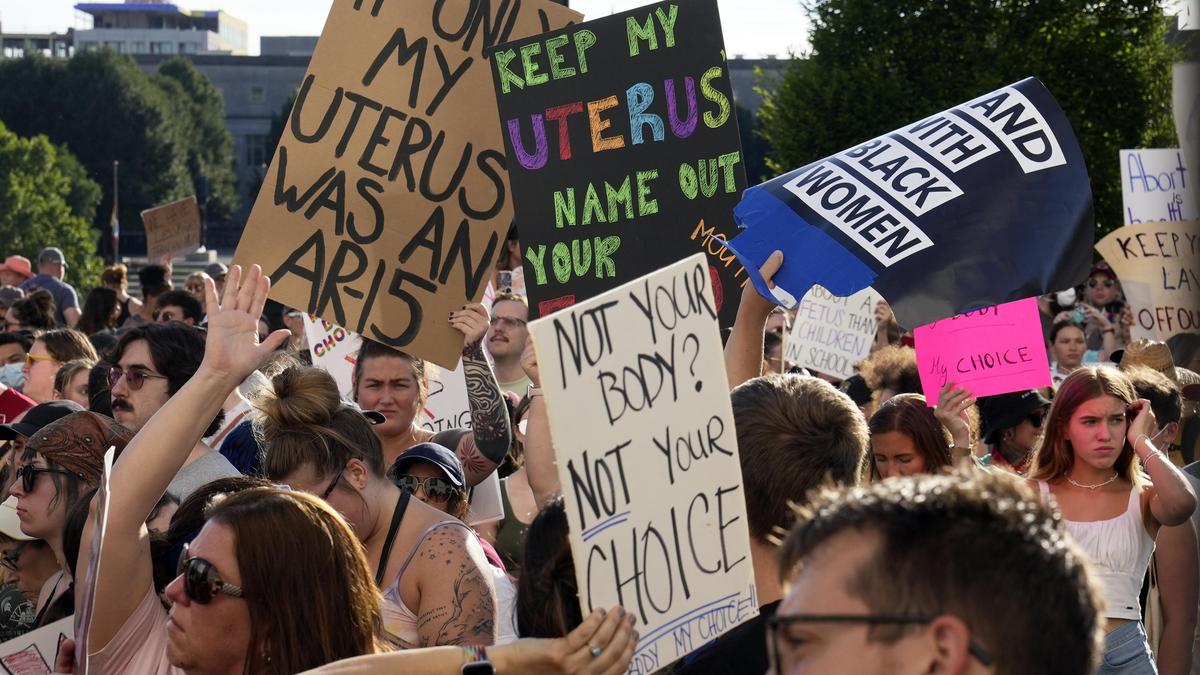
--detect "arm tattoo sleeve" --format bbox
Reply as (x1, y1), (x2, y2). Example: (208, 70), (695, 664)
(461, 339), (511, 470)
(415, 526), (497, 647)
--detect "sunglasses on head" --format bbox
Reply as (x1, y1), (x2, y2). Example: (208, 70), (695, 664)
(396, 474), (456, 502)
(108, 365), (168, 391)
(177, 543), (245, 605)
(1087, 278), (1114, 289)
(14, 464), (75, 493)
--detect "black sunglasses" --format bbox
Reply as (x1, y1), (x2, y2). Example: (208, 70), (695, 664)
(396, 475), (456, 502)
(177, 543), (245, 605)
(1026, 410), (1046, 428)
(766, 613), (993, 672)
(1, 542), (30, 572)
(1087, 278), (1115, 289)
(14, 465), (76, 493)
(108, 365), (168, 391)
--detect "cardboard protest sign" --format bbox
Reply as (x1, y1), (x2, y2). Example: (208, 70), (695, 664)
(529, 254), (757, 672)
(914, 297), (1050, 405)
(727, 77), (1093, 329)
(1095, 220), (1200, 341)
(0, 617), (72, 675)
(233, 0), (580, 369)
(1120, 149), (1197, 225)
(141, 196), (201, 261)
(491, 0), (747, 329)
(785, 285), (879, 380)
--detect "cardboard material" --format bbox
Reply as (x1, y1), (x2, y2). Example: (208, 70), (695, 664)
(528, 254), (757, 673)
(785, 285), (879, 380)
(233, 0), (580, 368)
(491, 0), (747, 330)
(915, 297), (1051, 405)
(1095, 220), (1200, 341)
(0, 617), (72, 675)
(1120, 149), (1197, 225)
(141, 195), (201, 260)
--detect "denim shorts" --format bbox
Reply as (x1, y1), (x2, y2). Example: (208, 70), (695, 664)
(1097, 622), (1157, 675)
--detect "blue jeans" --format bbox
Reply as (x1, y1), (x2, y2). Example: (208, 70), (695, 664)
(1098, 622), (1157, 674)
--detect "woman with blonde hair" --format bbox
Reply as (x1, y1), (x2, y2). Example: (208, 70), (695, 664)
(1029, 366), (1196, 673)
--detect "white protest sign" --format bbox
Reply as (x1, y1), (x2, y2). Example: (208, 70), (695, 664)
(785, 285), (879, 380)
(304, 314), (362, 398)
(1120, 149), (1198, 225)
(0, 616), (72, 674)
(529, 254), (757, 674)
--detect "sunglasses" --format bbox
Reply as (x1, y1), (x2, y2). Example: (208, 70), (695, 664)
(1087, 278), (1115, 289)
(108, 365), (168, 391)
(396, 474), (456, 502)
(488, 316), (527, 329)
(1, 542), (30, 572)
(14, 465), (76, 493)
(23, 353), (56, 369)
(177, 543), (245, 604)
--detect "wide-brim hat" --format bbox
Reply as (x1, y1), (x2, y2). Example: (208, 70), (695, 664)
(1114, 338), (1183, 384)
(26, 411), (133, 484)
(979, 390), (1051, 445)
(0, 256), (33, 280)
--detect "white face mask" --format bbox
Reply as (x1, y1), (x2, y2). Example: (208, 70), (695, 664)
(0, 362), (24, 390)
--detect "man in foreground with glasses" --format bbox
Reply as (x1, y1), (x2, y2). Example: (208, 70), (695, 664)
(109, 323), (240, 500)
(486, 293), (532, 397)
(770, 468), (1103, 675)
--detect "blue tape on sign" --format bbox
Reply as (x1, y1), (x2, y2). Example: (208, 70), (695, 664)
(727, 186), (876, 307)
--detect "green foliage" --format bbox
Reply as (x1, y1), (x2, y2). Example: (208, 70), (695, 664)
(0, 121), (103, 291)
(758, 0), (1178, 238)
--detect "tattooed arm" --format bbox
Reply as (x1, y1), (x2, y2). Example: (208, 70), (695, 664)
(451, 304), (511, 486)
(414, 523), (498, 647)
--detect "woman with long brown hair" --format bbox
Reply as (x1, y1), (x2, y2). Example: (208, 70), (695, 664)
(1029, 367), (1195, 673)
(868, 393), (968, 480)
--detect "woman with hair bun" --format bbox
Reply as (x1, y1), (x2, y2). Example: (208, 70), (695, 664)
(5, 290), (56, 333)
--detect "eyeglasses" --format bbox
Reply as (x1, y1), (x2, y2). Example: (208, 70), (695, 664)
(396, 474), (456, 502)
(177, 543), (245, 604)
(1087, 278), (1115, 289)
(766, 613), (993, 673)
(488, 316), (527, 329)
(23, 353), (56, 369)
(1, 542), (30, 572)
(108, 365), (168, 391)
(14, 465), (76, 493)
(320, 464), (346, 500)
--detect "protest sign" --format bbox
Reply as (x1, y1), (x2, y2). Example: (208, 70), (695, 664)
(304, 313), (362, 398)
(1176, 63), (1199, 197)
(1120, 149), (1197, 225)
(233, 0), (580, 369)
(727, 77), (1093, 329)
(141, 196), (201, 261)
(784, 285), (879, 380)
(914, 297), (1050, 405)
(528, 254), (757, 673)
(419, 360), (471, 433)
(491, 0), (747, 329)
(0, 617), (72, 675)
(1095, 220), (1200, 341)
(73, 447), (113, 675)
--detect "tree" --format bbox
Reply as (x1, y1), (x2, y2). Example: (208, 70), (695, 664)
(0, 121), (103, 291)
(153, 57), (239, 223)
(758, 0), (1177, 238)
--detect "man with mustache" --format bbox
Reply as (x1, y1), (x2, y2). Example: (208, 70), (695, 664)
(486, 293), (532, 397)
(108, 323), (239, 500)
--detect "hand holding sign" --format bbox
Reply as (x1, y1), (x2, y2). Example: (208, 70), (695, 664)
(932, 382), (975, 454)
(450, 303), (491, 348)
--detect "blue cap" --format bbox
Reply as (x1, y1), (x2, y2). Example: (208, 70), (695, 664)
(390, 442), (465, 487)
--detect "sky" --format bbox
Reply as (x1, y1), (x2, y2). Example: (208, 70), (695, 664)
(0, 0), (813, 58)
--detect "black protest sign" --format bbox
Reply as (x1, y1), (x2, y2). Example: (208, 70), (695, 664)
(490, 0), (747, 328)
(528, 254), (757, 673)
(232, 0), (580, 368)
(727, 77), (1094, 329)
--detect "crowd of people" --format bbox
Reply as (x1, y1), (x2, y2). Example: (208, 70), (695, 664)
(0, 233), (1193, 675)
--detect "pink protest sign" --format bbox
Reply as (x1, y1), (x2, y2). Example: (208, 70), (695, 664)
(914, 297), (1050, 405)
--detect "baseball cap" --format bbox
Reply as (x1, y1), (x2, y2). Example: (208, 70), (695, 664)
(0, 256), (33, 280)
(390, 442), (465, 487)
(1088, 261), (1115, 280)
(0, 400), (84, 441)
(27, 411), (134, 484)
(37, 247), (68, 268)
(205, 262), (228, 279)
(978, 390), (1052, 445)
(0, 497), (33, 541)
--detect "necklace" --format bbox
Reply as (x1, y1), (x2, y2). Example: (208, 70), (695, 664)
(1066, 473), (1119, 490)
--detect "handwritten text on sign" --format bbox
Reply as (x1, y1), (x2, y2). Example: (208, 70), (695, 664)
(232, 0), (579, 368)
(1120, 149), (1197, 225)
(141, 195), (201, 261)
(529, 254), (756, 674)
(914, 297), (1050, 405)
(1096, 220), (1200, 341)
(785, 285), (879, 380)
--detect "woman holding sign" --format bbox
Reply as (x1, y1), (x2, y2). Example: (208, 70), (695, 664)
(1029, 367), (1196, 673)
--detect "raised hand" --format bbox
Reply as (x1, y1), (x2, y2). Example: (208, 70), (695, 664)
(200, 264), (291, 384)
(521, 334), (540, 387)
(1127, 398), (1159, 455)
(934, 381), (975, 455)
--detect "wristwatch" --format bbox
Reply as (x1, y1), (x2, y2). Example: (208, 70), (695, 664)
(461, 646), (495, 674)
(527, 383), (543, 398)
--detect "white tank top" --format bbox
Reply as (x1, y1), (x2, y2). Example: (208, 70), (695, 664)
(1038, 481), (1155, 621)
